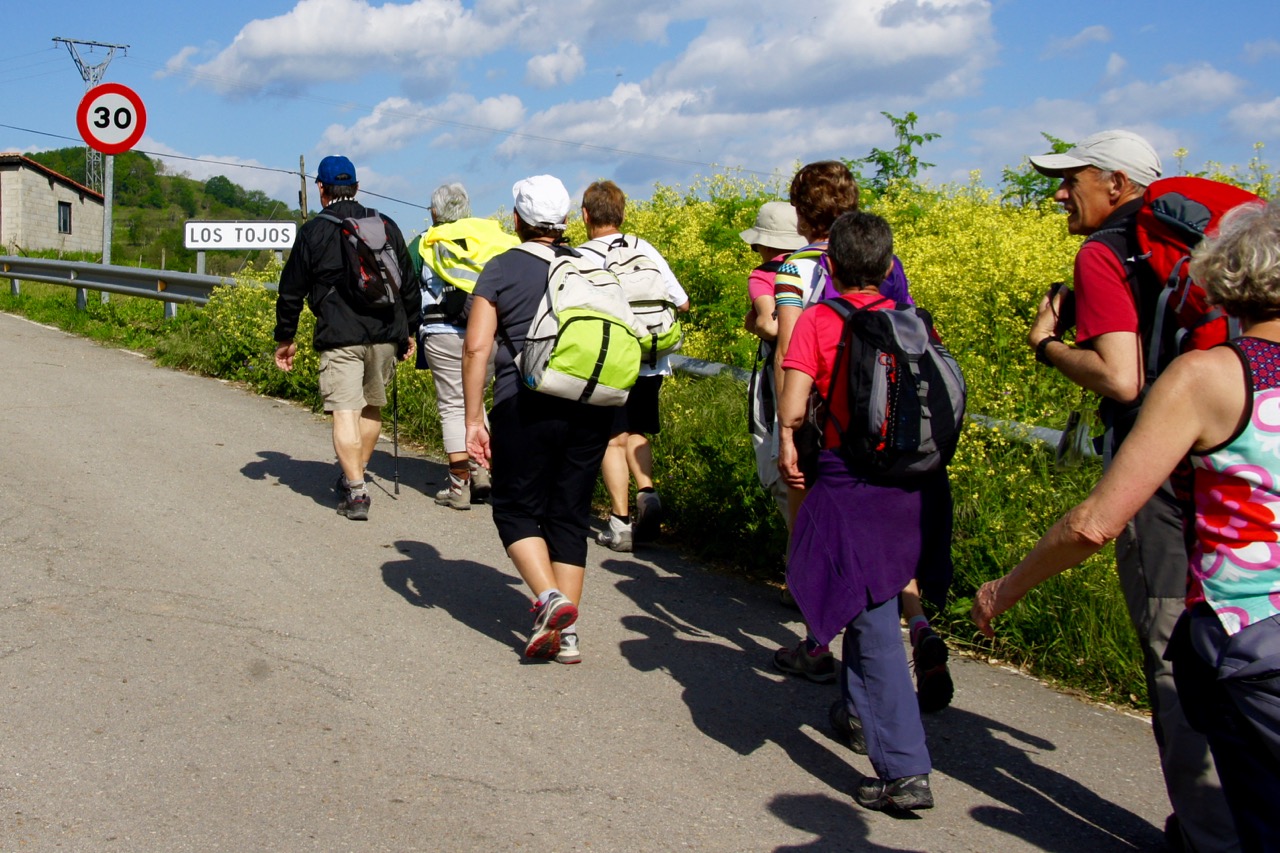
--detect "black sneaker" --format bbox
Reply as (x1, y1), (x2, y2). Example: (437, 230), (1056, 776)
(525, 591), (578, 659)
(854, 774), (934, 812)
(829, 700), (868, 754)
(913, 629), (954, 713)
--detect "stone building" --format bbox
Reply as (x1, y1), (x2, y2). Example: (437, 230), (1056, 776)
(0, 154), (104, 255)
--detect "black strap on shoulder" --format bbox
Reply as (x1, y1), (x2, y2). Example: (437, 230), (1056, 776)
(754, 259), (787, 275)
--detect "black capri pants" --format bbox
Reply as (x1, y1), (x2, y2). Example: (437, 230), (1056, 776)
(489, 389), (614, 567)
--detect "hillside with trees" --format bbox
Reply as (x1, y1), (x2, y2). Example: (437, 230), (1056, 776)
(25, 147), (302, 276)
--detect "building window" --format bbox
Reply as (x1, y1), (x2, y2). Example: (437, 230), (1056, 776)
(57, 201), (72, 234)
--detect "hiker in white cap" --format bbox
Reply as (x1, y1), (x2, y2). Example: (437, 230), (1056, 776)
(462, 174), (615, 665)
(1025, 130), (1239, 852)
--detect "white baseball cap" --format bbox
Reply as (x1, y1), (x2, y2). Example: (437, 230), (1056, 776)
(512, 175), (570, 231)
(1029, 130), (1163, 186)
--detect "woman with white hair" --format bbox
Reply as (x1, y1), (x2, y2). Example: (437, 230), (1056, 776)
(973, 200), (1280, 849)
(411, 182), (517, 509)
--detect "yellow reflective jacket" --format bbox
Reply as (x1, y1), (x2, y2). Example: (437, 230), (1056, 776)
(420, 218), (519, 294)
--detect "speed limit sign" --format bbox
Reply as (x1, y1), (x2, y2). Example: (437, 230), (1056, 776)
(76, 83), (147, 155)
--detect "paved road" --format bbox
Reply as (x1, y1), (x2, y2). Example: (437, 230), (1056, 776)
(0, 310), (1172, 852)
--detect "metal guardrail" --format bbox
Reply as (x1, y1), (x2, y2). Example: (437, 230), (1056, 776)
(669, 356), (1086, 456)
(0, 256), (273, 305)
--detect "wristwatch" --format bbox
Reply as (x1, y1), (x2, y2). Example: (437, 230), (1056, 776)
(1035, 335), (1063, 367)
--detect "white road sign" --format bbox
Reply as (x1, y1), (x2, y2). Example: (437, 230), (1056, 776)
(76, 83), (147, 155)
(184, 221), (298, 251)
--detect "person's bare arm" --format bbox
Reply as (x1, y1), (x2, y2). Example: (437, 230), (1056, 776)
(973, 348), (1241, 635)
(463, 296), (497, 466)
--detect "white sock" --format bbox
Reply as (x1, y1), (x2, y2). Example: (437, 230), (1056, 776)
(537, 588), (562, 606)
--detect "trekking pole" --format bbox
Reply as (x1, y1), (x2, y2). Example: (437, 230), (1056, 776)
(392, 365), (400, 496)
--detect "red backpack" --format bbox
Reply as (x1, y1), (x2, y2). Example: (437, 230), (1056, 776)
(1135, 177), (1262, 359)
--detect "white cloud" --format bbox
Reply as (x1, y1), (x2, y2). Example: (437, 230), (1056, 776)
(1041, 25), (1111, 59)
(654, 1), (995, 111)
(171, 0), (527, 95)
(1104, 52), (1127, 81)
(1099, 63), (1245, 121)
(155, 46), (199, 79)
(1228, 98), (1280, 142)
(319, 94), (526, 159)
(525, 42), (586, 89)
(1243, 39), (1280, 64)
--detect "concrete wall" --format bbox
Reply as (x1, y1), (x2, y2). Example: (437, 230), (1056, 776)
(0, 159), (104, 256)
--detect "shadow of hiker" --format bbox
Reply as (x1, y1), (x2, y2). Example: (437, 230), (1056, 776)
(924, 707), (1165, 852)
(602, 555), (801, 655)
(604, 557), (1162, 850)
(618, 613), (856, 794)
(381, 539), (529, 657)
(768, 792), (919, 853)
(241, 450), (446, 505)
(240, 450), (344, 507)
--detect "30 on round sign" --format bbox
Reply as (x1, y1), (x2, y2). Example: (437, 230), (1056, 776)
(75, 83), (147, 155)
(184, 221), (298, 250)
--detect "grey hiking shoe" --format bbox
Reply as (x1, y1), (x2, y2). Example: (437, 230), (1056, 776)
(633, 490), (663, 541)
(597, 514), (633, 552)
(526, 591), (578, 659)
(854, 774), (934, 812)
(469, 462), (492, 504)
(773, 640), (837, 684)
(434, 472), (471, 511)
(335, 475), (370, 521)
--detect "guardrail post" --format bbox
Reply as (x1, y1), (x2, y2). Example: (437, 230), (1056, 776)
(8, 279), (17, 296)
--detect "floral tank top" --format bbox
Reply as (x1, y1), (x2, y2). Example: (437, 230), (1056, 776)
(1190, 337), (1280, 635)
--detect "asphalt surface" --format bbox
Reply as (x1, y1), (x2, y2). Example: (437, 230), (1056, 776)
(0, 310), (1173, 852)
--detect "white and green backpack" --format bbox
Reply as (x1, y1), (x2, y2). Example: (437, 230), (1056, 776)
(580, 234), (683, 367)
(514, 242), (643, 406)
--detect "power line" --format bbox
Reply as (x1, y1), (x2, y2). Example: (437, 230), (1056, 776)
(0, 121), (430, 211)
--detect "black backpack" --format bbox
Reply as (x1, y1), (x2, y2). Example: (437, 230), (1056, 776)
(819, 297), (966, 479)
(317, 210), (402, 311)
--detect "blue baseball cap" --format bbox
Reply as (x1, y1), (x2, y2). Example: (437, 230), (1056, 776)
(317, 155), (358, 186)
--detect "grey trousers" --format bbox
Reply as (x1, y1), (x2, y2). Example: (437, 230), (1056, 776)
(1115, 486), (1239, 852)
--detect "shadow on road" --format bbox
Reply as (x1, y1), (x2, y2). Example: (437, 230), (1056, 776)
(926, 708), (1165, 851)
(380, 539), (528, 659)
(240, 449), (446, 506)
(603, 553), (1164, 852)
(768, 793), (918, 852)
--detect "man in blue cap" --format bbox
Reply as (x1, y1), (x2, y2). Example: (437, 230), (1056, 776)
(274, 155), (421, 520)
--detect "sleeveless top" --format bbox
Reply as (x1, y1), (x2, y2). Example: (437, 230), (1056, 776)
(1189, 337), (1280, 635)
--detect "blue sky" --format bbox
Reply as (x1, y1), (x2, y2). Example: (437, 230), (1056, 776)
(3, 0), (1276, 238)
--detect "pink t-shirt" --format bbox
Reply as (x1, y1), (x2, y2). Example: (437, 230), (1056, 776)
(748, 252), (789, 304)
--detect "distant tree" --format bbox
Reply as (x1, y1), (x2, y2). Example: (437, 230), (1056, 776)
(204, 175), (240, 207)
(1000, 133), (1072, 207)
(170, 179), (199, 218)
(854, 111), (940, 193)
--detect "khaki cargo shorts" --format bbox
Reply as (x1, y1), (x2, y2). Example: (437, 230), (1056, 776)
(319, 343), (397, 412)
